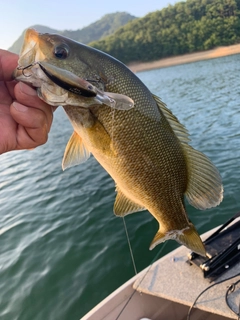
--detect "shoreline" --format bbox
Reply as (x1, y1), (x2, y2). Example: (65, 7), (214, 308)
(127, 43), (240, 73)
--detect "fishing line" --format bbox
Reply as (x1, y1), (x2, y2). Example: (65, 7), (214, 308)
(111, 108), (116, 145)
(187, 272), (240, 320)
(122, 217), (137, 275)
(115, 239), (167, 320)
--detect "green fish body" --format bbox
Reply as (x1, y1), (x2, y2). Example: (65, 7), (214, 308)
(15, 29), (223, 256)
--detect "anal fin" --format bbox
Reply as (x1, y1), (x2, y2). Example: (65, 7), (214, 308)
(114, 188), (145, 216)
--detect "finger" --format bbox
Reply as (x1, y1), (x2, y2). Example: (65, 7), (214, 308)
(0, 104), (17, 154)
(0, 50), (18, 81)
(14, 82), (53, 132)
(11, 82), (54, 150)
(10, 101), (51, 149)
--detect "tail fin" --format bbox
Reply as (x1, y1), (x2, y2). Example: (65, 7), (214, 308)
(150, 223), (206, 257)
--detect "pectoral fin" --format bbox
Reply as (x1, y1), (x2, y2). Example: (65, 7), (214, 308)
(114, 188), (145, 216)
(62, 131), (90, 170)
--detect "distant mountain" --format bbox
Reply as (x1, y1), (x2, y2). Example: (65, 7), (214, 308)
(8, 12), (136, 54)
(62, 12), (136, 44)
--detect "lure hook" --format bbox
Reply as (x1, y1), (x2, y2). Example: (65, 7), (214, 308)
(17, 62), (38, 77)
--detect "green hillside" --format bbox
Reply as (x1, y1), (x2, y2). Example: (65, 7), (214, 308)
(8, 12), (136, 54)
(90, 0), (240, 64)
(63, 12), (136, 43)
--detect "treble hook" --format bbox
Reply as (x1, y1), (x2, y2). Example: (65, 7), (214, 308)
(17, 62), (38, 77)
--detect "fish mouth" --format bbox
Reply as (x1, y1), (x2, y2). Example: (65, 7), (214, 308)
(38, 62), (97, 98)
(14, 28), (97, 98)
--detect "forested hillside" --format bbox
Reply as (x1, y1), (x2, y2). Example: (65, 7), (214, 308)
(90, 0), (240, 63)
(63, 12), (136, 44)
(8, 12), (136, 54)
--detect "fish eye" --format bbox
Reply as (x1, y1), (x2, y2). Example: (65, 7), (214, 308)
(54, 44), (69, 59)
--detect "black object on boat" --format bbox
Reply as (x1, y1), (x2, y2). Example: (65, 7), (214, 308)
(187, 212), (240, 281)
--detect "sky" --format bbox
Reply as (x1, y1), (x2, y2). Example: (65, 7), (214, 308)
(1, 0), (178, 50)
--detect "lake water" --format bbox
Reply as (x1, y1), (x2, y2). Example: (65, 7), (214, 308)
(1, 54), (240, 320)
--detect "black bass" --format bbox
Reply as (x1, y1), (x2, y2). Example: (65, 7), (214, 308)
(14, 29), (223, 256)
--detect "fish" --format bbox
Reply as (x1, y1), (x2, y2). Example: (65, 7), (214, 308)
(14, 28), (223, 257)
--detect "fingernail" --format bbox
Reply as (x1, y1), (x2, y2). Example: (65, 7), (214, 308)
(19, 82), (37, 96)
(13, 101), (28, 112)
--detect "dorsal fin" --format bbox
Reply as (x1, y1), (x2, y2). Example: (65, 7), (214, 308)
(184, 144), (223, 209)
(114, 187), (145, 216)
(153, 94), (223, 210)
(153, 94), (190, 143)
(62, 131), (90, 170)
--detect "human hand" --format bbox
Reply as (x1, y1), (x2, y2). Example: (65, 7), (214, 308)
(0, 49), (54, 154)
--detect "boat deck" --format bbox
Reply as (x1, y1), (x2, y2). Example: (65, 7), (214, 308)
(134, 234), (240, 320)
(82, 225), (239, 320)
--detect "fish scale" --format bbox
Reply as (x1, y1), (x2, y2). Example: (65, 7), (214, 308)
(14, 29), (223, 256)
